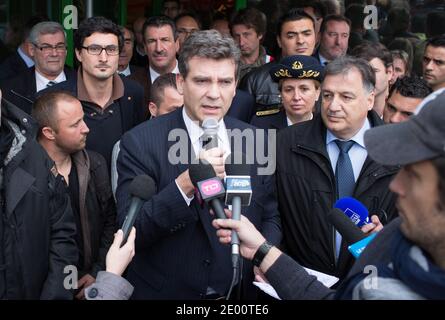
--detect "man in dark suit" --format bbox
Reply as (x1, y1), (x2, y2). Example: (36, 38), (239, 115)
(275, 56), (398, 281)
(2, 21), (74, 115)
(45, 17), (145, 169)
(116, 30), (281, 299)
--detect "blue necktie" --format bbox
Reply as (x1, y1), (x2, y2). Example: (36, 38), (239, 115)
(334, 139), (355, 258)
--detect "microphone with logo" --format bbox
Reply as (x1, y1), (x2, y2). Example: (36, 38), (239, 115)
(202, 118), (219, 150)
(334, 197), (370, 227)
(189, 160), (226, 220)
(327, 208), (377, 258)
(121, 175), (157, 246)
(225, 152), (252, 269)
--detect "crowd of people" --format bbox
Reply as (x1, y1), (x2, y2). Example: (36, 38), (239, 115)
(0, 0), (444, 300)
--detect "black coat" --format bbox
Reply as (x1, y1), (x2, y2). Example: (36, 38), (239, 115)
(226, 89), (256, 123)
(72, 150), (116, 277)
(0, 100), (78, 299)
(1, 66), (76, 115)
(275, 111), (399, 279)
(250, 109), (287, 130)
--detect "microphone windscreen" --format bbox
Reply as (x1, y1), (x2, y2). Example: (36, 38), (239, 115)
(202, 118), (219, 134)
(334, 197), (369, 227)
(189, 161), (216, 186)
(225, 152), (250, 175)
(327, 208), (366, 245)
(129, 175), (156, 200)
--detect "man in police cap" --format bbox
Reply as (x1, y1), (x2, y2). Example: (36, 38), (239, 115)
(250, 55), (323, 130)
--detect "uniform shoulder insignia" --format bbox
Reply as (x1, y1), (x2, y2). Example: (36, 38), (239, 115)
(256, 109), (281, 117)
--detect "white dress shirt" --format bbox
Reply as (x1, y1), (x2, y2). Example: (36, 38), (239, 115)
(175, 108), (231, 206)
(35, 70), (67, 92)
(149, 60), (179, 83)
(118, 65), (131, 77)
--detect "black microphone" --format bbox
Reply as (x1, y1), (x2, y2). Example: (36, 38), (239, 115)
(189, 160), (226, 220)
(327, 208), (378, 258)
(202, 118), (219, 150)
(121, 175), (156, 246)
(225, 152), (252, 268)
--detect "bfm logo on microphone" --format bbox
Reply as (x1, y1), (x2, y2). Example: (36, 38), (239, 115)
(226, 177), (251, 191)
(201, 179), (223, 196)
(345, 208), (361, 226)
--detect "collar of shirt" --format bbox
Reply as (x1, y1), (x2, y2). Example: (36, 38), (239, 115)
(286, 112), (313, 126)
(326, 118), (370, 181)
(118, 65), (131, 77)
(318, 53), (329, 66)
(17, 47), (34, 68)
(35, 70), (67, 92)
(149, 60), (179, 83)
(77, 67), (124, 109)
(182, 107), (231, 160)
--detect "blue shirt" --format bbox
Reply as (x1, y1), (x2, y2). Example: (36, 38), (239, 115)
(326, 118), (370, 182)
(17, 47), (34, 68)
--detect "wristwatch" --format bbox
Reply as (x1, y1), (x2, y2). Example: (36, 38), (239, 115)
(252, 241), (274, 267)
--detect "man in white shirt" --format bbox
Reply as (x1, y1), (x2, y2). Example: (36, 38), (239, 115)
(116, 30), (281, 299)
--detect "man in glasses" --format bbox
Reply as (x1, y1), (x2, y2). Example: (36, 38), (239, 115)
(1, 21), (75, 115)
(45, 16), (145, 170)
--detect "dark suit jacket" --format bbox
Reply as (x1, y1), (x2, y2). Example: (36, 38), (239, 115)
(226, 89), (256, 123)
(0, 51), (30, 86)
(1, 66), (75, 115)
(116, 108), (282, 299)
(128, 65), (151, 116)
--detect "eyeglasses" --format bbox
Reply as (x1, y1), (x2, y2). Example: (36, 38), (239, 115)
(81, 45), (120, 56)
(33, 43), (67, 54)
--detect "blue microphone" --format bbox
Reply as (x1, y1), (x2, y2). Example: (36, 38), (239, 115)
(334, 197), (370, 227)
(328, 208), (377, 258)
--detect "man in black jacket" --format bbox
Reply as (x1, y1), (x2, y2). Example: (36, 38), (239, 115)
(33, 91), (117, 300)
(275, 56), (399, 280)
(45, 17), (145, 169)
(0, 91), (78, 299)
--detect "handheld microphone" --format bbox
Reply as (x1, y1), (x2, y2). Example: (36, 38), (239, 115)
(225, 152), (252, 268)
(327, 208), (377, 258)
(121, 175), (157, 246)
(202, 118), (219, 150)
(189, 161), (226, 220)
(334, 197), (370, 227)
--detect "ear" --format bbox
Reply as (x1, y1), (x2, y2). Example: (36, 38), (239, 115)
(75, 49), (82, 63)
(276, 34), (282, 49)
(258, 33), (263, 43)
(367, 90), (375, 111)
(174, 37), (180, 54)
(29, 44), (36, 58)
(176, 74), (185, 95)
(315, 86), (321, 101)
(41, 126), (56, 141)
(148, 102), (158, 118)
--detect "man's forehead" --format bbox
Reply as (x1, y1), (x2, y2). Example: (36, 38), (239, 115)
(146, 25), (174, 37)
(281, 18), (314, 32)
(84, 32), (118, 44)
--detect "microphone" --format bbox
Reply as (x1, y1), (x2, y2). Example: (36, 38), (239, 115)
(327, 208), (377, 258)
(189, 160), (226, 220)
(334, 197), (370, 227)
(121, 175), (157, 246)
(202, 118), (219, 150)
(225, 152), (252, 268)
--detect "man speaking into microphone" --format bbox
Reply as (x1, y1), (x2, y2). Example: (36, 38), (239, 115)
(116, 30), (281, 299)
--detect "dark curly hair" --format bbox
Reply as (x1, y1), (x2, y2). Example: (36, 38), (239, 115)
(74, 16), (123, 52)
(389, 76), (432, 99)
